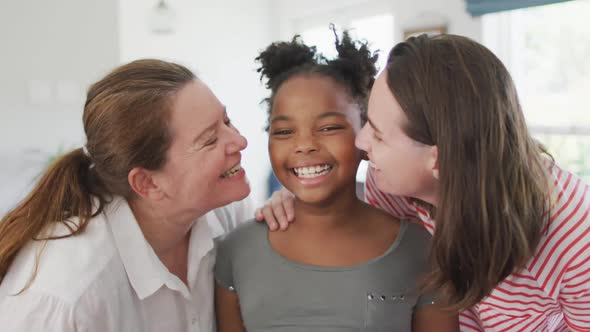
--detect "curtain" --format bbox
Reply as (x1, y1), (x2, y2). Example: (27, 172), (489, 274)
(466, 0), (574, 16)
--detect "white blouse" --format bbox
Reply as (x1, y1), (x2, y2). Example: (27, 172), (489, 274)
(0, 196), (252, 332)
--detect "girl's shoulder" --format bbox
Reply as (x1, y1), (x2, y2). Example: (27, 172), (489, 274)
(361, 201), (431, 240)
(362, 202), (431, 253)
(215, 219), (268, 258)
(360, 199), (434, 259)
(399, 219), (432, 249)
(361, 201), (402, 225)
(360, 203), (432, 256)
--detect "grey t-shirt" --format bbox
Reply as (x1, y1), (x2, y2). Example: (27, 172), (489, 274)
(215, 219), (434, 332)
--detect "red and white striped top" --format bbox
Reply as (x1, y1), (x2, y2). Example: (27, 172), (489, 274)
(364, 162), (590, 331)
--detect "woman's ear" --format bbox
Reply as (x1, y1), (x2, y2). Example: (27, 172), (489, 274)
(429, 145), (439, 180)
(128, 167), (165, 201)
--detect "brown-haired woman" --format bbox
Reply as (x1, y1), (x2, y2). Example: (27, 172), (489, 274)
(258, 34), (590, 331)
(0, 59), (252, 331)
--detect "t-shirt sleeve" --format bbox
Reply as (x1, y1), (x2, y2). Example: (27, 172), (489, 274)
(403, 222), (441, 310)
(414, 291), (437, 309)
(214, 221), (262, 292)
(214, 235), (235, 291)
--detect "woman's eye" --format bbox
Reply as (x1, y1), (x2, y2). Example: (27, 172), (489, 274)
(319, 126), (343, 132)
(205, 137), (218, 146)
(224, 117), (232, 127)
(373, 133), (382, 142)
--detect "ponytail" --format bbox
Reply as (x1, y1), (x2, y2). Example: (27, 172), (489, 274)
(0, 148), (107, 283)
(0, 59), (196, 287)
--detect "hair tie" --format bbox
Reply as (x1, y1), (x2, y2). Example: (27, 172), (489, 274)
(82, 145), (91, 158)
(82, 145), (95, 169)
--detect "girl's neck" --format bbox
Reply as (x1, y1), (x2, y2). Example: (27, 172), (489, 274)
(292, 185), (364, 232)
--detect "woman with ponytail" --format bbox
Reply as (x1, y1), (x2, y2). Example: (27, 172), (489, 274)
(0, 59), (252, 331)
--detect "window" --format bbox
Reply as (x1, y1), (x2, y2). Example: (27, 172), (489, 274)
(483, 0), (590, 180)
(298, 13), (394, 75)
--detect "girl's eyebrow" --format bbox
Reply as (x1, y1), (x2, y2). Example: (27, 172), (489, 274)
(270, 115), (291, 123)
(271, 111), (347, 124)
(317, 111), (346, 119)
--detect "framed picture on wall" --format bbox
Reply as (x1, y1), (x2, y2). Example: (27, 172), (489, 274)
(403, 25), (447, 40)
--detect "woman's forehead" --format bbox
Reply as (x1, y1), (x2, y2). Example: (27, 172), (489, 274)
(168, 81), (224, 138)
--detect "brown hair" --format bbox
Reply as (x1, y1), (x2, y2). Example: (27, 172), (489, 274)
(386, 34), (550, 309)
(0, 59), (195, 285)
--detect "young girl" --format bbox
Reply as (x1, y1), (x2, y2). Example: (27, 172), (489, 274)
(214, 30), (458, 332)
(259, 34), (590, 332)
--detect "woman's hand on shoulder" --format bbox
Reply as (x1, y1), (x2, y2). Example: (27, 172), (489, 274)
(254, 189), (295, 231)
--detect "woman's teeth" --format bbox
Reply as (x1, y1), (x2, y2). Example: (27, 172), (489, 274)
(292, 164), (332, 178)
(221, 164), (242, 178)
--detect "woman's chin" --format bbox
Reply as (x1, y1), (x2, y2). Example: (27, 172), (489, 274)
(223, 177), (251, 202)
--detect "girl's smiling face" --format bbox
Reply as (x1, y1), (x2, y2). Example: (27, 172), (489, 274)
(268, 75), (362, 205)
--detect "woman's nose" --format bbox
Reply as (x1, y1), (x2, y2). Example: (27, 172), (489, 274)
(225, 126), (248, 154)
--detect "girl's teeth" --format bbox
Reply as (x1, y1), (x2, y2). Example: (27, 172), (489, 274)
(293, 164), (332, 178)
(297, 169), (330, 178)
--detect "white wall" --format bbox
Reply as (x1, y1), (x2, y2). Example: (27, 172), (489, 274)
(0, 0), (119, 153)
(119, 0), (274, 207)
(0, 0), (119, 214)
(0, 0), (480, 214)
(276, 0), (481, 43)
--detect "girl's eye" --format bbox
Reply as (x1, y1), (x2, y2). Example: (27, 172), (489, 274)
(373, 133), (382, 142)
(272, 129), (293, 136)
(224, 117), (232, 127)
